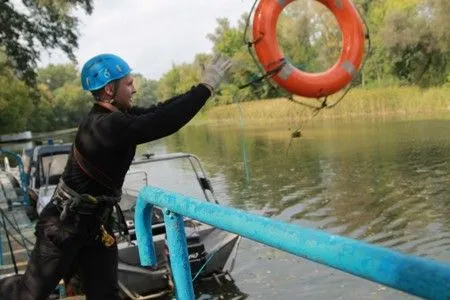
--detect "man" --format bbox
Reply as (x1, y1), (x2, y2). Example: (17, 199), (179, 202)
(0, 53), (231, 299)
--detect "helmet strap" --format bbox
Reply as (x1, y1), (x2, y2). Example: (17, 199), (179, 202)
(96, 80), (120, 104)
(106, 80), (120, 104)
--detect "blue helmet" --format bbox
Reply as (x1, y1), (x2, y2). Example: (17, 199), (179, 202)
(81, 53), (132, 91)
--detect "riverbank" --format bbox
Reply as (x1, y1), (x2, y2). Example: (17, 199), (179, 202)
(204, 87), (450, 124)
(32, 127), (77, 141)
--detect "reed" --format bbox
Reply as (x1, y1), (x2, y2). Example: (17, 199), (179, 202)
(205, 87), (450, 123)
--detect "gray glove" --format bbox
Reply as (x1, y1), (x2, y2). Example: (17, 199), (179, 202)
(200, 54), (232, 92)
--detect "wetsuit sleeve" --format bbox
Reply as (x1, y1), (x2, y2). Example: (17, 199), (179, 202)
(128, 94), (185, 115)
(127, 106), (157, 115)
(125, 84), (211, 144)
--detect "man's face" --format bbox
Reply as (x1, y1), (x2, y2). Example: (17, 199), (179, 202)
(114, 75), (136, 110)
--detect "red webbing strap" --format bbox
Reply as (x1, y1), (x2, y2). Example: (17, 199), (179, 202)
(95, 101), (119, 112)
(72, 145), (118, 191)
(71, 101), (120, 191)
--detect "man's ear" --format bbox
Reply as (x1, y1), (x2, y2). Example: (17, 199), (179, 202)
(104, 82), (115, 97)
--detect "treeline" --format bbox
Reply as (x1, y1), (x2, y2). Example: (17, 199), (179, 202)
(0, 0), (449, 134)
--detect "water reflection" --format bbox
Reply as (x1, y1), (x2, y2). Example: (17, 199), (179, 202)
(164, 119), (450, 264)
(4, 118), (449, 299)
(154, 275), (248, 300)
(195, 276), (248, 300)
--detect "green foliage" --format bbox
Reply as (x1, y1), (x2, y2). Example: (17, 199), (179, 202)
(0, 73), (33, 134)
(26, 64), (91, 131)
(157, 67), (181, 100)
(133, 74), (158, 106)
(206, 87), (450, 123)
(157, 54), (206, 101)
(1, 0), (450, 135)
(207, 18), (245, 57)
(278, 1), (341, 73)
(371, 0), (449, 86)
(27, 83), (54, 132)
(37, 64), (78, 90)
(0, 0), (93, 86)
(157, 0), (448, 105)
(11, 63), (162, 133)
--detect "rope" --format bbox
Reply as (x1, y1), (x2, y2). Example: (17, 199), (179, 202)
(191, 235), (243, 283)
(191, 250), (217, 282)
(238, 58), (286, 89)
(0, 208), (34, 252)
(1, 211), (18, 274)
(235, 97), (251, 185)
(240, 0), (284, 94)
(240, 0), (372, 141)
(10, 208), (33, 254)
(240, 0), (320, 153)
(286, 5), (372, 152)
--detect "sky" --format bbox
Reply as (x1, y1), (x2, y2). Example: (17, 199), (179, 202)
(39, 0), (251, 81)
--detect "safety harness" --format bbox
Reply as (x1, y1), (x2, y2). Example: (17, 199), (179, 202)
(53, 179), (120, 247)
(53, 100), (127, 247)
(53, 179), (120, 219)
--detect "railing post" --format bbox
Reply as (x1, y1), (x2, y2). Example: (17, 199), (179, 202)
(0, 149), (29, 206)
(136, 186), (450, 300)
(0, 225), (3, 265)
(134, 194), (156, 266)
(163, 209), (195, 300)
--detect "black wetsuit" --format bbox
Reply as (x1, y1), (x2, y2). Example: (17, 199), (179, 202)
(0, 84), (211, 300)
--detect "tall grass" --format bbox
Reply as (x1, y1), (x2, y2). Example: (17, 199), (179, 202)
(205, 87), (450, 124)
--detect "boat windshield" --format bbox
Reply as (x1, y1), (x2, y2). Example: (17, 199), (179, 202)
(38, 153), (69, 187)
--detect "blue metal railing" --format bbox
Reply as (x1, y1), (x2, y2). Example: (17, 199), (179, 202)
(0, 149), (30, 267)
(135, 186), (450, 300)
(0, 148), (29, 206)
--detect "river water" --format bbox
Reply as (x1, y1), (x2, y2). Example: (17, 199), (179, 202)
(3, 117), (450, 299)
(151, 117), (450, 299)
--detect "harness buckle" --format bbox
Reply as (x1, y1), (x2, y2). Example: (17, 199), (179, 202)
(100, 225), (115, 247)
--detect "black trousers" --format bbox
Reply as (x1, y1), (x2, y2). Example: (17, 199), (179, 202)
(0, 202), (120, 300)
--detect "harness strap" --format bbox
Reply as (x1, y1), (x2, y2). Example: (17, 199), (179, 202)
(54, 179), (121, 220)
(72, 145), (120, 192)
(53, 180), (119, 246)
(114, 203), (129, 236)
(95, 101), (119, 112)
(66, 101), (128, 245)
(72, 101), (122, 192)
(57, 179), (121, 203)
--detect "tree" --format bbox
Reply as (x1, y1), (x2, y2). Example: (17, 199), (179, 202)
(132, 74), (158, 106)
(0, 0), (93, 86)
(0, 74), (33, 134)
(206, 15), (276, 103)
(28, 63), (91, 131)
(157, 66), (181, 100)
(37, 64), (79, 91)
(379, 0), (449, 86)
(207, 18), (245, 57)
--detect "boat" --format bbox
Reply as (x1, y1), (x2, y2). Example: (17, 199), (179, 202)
(0, 171), (23, 209)
(24, 143), (72, 215)
(0, 131), (32, 143)
(0, 170), (35, 281)
(0, 143), (241, 299)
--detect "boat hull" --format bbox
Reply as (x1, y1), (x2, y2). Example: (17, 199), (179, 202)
(116, 221), (240, 296)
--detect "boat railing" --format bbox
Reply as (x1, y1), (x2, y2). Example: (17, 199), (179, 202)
(123, 170), (149, 195)
(135, 186), (450, 300)
(129, 152), (218, 203)
(0, 148), (29, 206)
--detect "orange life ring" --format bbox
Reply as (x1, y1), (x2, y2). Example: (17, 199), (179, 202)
(252, 0), (365, 98)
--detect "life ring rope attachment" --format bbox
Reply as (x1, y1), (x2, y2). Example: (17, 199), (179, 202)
(240, 0), (371, 111)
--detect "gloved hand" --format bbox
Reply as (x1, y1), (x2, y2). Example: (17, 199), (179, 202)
(200, 54), (232, 93)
